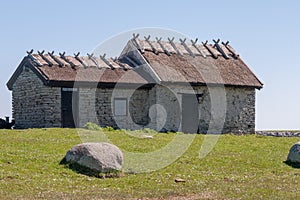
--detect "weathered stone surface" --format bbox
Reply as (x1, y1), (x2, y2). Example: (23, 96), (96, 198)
(12, 66), (256, 134)
(145, 84), (256, 134)
(287, 142), (300, 163)
(65, 142), (123, 172)
(12, 68), (61, 128)
(256, 131), (300, 137)
(78, 84), (256, 134)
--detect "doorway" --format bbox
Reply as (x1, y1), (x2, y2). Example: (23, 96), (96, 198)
(181, 94), (199, 133)
(61, 88), (79, 128)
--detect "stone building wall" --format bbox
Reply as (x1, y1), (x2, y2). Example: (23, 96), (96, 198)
(197, 86), (255, 134)
(77, 84), (255, 134)
(129, 88), (151, 126)
(95, 88), (116, 128)
(223, 87), (256, 133)
(12, 67), (61, 128)
(143, 84), (256, 134)
(11, 67), (256, 133)
(78, 88), (98, 127)
(112, 88), (150, 129)
(146, 84), (181, 132)
(78, 87), (151, 129)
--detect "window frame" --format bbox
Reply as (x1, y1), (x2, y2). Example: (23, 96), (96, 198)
(62, 87), (78, 92)
(113, 98), (128, 116)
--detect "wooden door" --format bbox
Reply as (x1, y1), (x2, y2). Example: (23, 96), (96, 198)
(61, 88), (79, 128)
(181, 94), (199, 133)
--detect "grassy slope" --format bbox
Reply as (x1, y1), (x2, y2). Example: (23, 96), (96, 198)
(0, 128), (299, 199)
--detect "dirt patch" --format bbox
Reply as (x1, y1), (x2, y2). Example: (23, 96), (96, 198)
(131, 192), (217, 200)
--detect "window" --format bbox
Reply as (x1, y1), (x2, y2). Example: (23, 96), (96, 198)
(62, 87), (78, 92)
(114, 98), (127, 116)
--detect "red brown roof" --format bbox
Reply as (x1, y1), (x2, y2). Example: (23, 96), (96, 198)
(7, 53), (149, 90)
(7, 36), (263, 90)
(128, 37), (263, 89)
(142, 51), (262, 88)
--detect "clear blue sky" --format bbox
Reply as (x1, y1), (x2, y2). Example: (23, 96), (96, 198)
(0, 0), (299, 130)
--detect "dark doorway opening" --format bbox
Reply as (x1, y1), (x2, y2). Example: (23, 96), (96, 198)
(181, 94), (199, 133)
(61, 88), (79, 128)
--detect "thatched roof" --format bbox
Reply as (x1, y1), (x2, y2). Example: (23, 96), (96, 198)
(126, 37), (263, 89)
(7, 36), (263, 90)
(7, 53), (149, 90)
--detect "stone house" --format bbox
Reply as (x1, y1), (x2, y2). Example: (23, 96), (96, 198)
(6, 35), (263, 133)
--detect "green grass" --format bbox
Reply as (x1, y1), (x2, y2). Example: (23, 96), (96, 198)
(0, 128), (300, 199)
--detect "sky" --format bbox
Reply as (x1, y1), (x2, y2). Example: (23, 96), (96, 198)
(0, 0), (299, 130)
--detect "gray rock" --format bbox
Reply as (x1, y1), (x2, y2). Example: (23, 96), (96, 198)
(287, 142), (300, 163)
(256, 131), (300, 137)
(65, 142), (123, 173)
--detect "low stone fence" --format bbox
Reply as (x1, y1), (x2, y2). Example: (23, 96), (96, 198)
(256, 131), (300, 137)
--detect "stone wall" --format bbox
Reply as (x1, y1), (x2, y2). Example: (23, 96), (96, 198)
(256, 131), (300, 137)
(129, 89), (151, 126)
(12, 67), (61, 128)
(78, 87), (151, 129)
(11, 67), (256, 133)
(141, 84), (256, 134)
(95, 88), (116, 128)
(146, 85), (181, 132)
(79, 84), (256, 134)
(223, 87), (255, 133)
(78, 88), (98, 127)
(196, 86), (255, 134)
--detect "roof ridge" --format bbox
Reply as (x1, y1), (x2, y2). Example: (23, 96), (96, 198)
(131, 34), (239, 59)
(26, 50), (132, 70)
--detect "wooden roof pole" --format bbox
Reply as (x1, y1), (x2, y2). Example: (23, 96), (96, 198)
(59, 52), (76, 68)
(221, 41), (239, 59)
(202, 41), (218, 59)
(156, 37), (171, 56)
(38, 50), (53, 66)
(168, 37), (182, 55)
(179, 38), (195, 58)
(87, 53), (99, 68)
(191, 38), (206, 58)
(74, 52), (87, 68)
(144, 35), (159, 55)
(100, 54), (115, 69)
(26, 50), (42, 67)
(213, 39), (229, 59)
(132, 33), (145, 53)
(48, 51), (64, 67)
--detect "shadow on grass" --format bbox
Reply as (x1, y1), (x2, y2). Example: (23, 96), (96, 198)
(283, 160), (300, 169)
(59, 157), (122, 178)
(60, 157), (102, 178)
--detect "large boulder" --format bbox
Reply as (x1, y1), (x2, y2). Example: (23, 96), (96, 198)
(65, 142), (123, 173)
(287, 142), (300, 163)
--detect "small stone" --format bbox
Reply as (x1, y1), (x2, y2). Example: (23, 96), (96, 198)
(287, 142), (300, 163)
(175, 178), (186, 183)
(142, 135), (154, 139)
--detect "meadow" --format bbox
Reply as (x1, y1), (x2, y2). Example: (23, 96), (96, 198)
(0, 128), (299, 199)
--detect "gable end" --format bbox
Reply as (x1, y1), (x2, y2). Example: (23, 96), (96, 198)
(7, 57), (49, 91)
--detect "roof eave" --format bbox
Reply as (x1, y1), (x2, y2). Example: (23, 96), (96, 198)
(47, 80), (155, 89)
(160, 81), (263, 89)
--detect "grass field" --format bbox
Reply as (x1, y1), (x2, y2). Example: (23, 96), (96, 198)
(0, 128), (300, 199)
